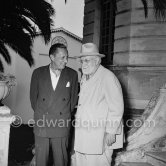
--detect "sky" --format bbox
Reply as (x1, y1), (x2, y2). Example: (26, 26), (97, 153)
(49, 0), (84, 38)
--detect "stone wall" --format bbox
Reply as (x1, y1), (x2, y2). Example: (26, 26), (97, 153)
(113, 0), (166, 109)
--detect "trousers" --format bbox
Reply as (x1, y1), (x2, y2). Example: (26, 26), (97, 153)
(35, 135), (68, 166)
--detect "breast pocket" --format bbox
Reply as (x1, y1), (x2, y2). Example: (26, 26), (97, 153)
(62, 85), (71, 98)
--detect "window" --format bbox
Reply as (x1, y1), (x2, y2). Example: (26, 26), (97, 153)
(51, 36), (68, 47)
(100, 0), (116, 65)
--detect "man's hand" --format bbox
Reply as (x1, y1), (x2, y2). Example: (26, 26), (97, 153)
(103, 133), (116, 148)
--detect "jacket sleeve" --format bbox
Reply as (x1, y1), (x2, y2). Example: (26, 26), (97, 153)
(30, 69), (39, 111)
(104, 72), (124, 135)
(70, 71), (78, 113)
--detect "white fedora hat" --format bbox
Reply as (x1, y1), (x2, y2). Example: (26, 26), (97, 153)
(77, 43), (105, 58)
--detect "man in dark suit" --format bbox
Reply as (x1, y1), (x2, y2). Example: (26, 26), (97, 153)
(30, 43), (78, 166)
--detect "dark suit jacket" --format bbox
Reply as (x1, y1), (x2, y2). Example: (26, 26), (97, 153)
(30, 65), (78, 138)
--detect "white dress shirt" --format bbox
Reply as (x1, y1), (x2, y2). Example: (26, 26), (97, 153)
(49, 67), (61, 90)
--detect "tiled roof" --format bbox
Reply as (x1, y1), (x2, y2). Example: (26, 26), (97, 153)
(36, 27), (82, 42)
(51, 27), (82, 42)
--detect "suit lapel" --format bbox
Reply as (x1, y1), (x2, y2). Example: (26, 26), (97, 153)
(42, 66), (69, 105)
(43, 65), (53, 94)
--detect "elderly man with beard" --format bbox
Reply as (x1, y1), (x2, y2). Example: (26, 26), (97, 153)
(73, 43), (124, 166)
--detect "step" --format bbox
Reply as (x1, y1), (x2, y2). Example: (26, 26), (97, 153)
(145, 151), (166, 166)
(119, 162), (153, 166)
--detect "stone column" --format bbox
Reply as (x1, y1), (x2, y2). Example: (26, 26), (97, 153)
(113, 0), (166, 110)
(0, 105), (15, 166)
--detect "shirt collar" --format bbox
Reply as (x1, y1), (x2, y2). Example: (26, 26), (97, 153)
(49, 64), (61, 77)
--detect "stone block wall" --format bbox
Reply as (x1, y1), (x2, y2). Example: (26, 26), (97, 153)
(113, 0), (166, 109)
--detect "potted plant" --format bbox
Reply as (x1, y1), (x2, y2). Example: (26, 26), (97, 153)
(0, 73), (16, 106)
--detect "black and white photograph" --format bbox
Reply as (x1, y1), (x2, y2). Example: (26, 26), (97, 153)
(0, 0), (165, 166)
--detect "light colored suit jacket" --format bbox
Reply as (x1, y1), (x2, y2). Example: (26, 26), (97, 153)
(74, 65), (124, 154)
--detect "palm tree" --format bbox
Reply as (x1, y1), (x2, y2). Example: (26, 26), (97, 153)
(0, 0), (55, 71)
(141, 0), (166, 19)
